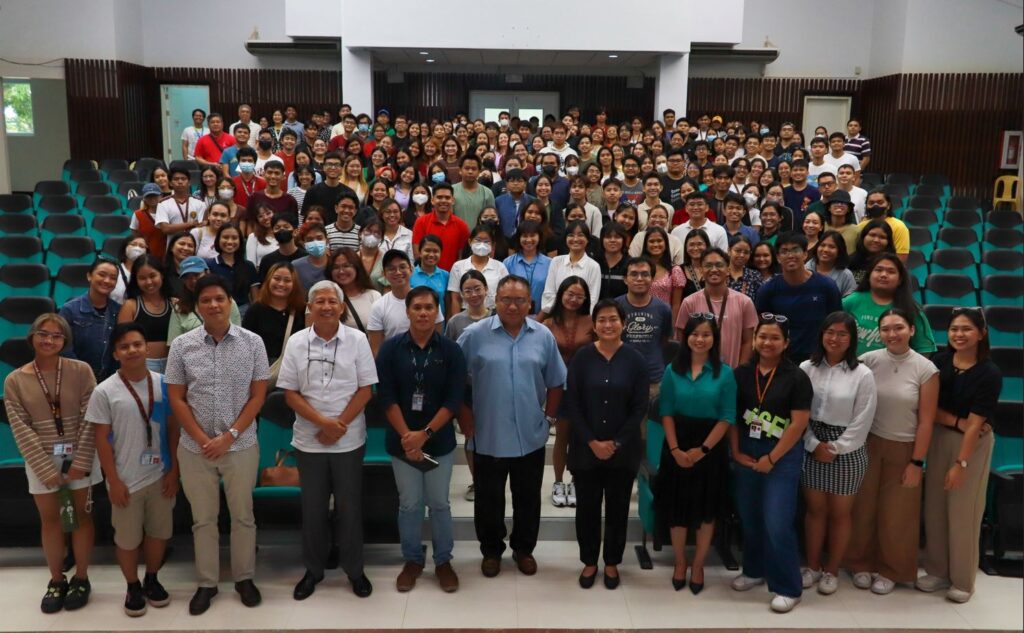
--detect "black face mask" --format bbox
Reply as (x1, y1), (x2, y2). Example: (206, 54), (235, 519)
(866, 205), (886, 217)
(274, 229), (293, 243)
(479, 177), (493, 188)
(258, 139), (273, 151)
(542, 164), (558, 176)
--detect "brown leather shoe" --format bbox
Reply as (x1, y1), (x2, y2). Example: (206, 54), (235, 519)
(396, 562), (423, 592)
(512, 552), (537, 576)
(480, 557), (501, 578)
(435, 563), (459, 593)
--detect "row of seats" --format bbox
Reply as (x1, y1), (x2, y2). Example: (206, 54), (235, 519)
(899, 208), (1022, 236)
(0, 214), (130, 248)
(0, 234), (128, 273)
(2, 191), (137, 216)
(0, 262), (93, 308)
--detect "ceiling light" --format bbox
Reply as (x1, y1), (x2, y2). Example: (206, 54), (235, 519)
(419, 51), (429, 55)
(608, 54), (619, 59)
(426, 59), (435, 63)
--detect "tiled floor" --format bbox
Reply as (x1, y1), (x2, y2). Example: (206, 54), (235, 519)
(0, 540), (1020, 631)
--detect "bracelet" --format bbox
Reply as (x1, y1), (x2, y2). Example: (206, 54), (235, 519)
(767, 453), (775, 466)
(670, 446), (681, 453)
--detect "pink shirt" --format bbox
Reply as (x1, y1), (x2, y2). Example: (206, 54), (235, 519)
(677, 288), (758, 368)
(651, 265), (687, 306)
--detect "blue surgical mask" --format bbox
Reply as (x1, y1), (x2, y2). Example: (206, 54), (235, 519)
(431, 172), (446, 184)
(357, 123), (370, 133)
(238, 162), (255, 174)
(304, 239), (326, 257)
(760, 127), (770, 135)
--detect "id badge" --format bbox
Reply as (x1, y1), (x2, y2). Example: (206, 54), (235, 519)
(748, 423), (762, 440)
(411, 390), (425, 412)
(140, 452), (162, 466)
(53, 443), (73, 456)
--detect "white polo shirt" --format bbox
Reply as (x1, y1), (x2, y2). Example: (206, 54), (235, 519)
(446, 257), (509, 309)
(670, 218), (730, 253)
(367, 292), (444, 341)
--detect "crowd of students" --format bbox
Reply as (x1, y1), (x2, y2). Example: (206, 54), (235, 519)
(4, 104), (1003, 618)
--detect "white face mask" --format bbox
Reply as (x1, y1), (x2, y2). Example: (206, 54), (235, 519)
(743, 193), (759, 207)
(125, 245), (146, 261)
(361, 234), (381, 249)
(470, 241), (491, 257)
(565, 166), (579, 176)
(412, 193), (429, 205)
(217, 188), (234, 200)
(656, 163), (669, 174)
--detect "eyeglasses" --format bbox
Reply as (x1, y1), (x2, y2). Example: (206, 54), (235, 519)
(690, 312), (717, 321)
(462, 286), (486, 297)
(626, 271), (652, 279)
(497, 297), (530, 307)
(759, 312), (789, 324)
(702, 261), (727, 270)
(951, 306), (985, 323)
(778, 247), (804, 256)
(33, 331), (66, 342)
(385, 265), (411, 274)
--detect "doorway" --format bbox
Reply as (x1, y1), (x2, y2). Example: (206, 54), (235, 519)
(802, 95), (852, 139)
(161, 84), (210, 163)
(469, 91), (560, 125)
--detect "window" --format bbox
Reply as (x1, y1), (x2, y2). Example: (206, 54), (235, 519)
(3, 79), (34, 135)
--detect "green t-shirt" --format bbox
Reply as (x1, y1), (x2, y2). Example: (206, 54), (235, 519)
(842, 291), (937, 355)
(452, 182), (496, 229)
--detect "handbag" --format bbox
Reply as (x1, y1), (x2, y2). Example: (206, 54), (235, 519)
(259, 449), (300, 487)
(266, 310), (296, 390)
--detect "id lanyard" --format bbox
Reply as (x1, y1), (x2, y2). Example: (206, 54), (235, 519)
(704, 288), (728, 323)
(33, 359), (64, 437)
(118, 371), (154, 448)
(410, 340), (435, 411)
(754, 364), (777, 412)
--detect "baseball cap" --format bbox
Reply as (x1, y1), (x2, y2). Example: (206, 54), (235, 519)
(179, 256), (209, 277)
(141, 183), (162, 197)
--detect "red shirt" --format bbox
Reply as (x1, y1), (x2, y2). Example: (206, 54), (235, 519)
(193, 132), (234, 163)
(412, 212), (470, 271)
(132, 209), (166, 260)
(671, 207), (717, 226)
(328, 135), (348, 152)
(232, 175), (267, 209)
(275, 151), (296, 177)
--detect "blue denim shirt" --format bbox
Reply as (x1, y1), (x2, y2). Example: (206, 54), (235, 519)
(59, 293), (120, 380)
(457, 315), (566, 458)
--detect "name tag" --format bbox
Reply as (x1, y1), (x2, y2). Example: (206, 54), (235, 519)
(140, 452), (162, 466)
(53, 443), (74, 456)
(411, 390), (425, 412)
(748, 422), (762, 440)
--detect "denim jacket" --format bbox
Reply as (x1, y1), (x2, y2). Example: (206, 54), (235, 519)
(59, 294), (120, 380)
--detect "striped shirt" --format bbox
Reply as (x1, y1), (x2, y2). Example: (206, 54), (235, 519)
(3, 359), (97, 486)
(844, 134), (872, 159)
(165, 324), (270, 454)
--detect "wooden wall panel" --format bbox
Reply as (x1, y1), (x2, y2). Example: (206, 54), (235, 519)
(686, 77), (862, 129)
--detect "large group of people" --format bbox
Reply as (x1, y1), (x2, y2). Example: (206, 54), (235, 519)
(4, 104), (1004, 618)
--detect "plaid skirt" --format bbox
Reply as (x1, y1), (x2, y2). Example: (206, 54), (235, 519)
(801, 420), (868, 495)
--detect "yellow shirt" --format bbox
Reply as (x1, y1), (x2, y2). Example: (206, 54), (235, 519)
(858, 216), (910, 255)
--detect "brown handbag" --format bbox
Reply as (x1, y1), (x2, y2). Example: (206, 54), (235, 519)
(259, 449), (300, 487)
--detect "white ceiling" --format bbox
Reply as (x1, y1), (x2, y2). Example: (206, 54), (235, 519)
(370, 48), (659, 68)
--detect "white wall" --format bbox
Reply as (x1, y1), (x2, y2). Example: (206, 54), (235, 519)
(900, 0), (1023, 74)
(867, 0), (908, 78)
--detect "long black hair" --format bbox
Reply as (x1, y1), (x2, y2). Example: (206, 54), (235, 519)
(641, 226), (673, 270)
(849, 218), (895, 272)
(126, 255), (174, 301)
(809, 230), (851, 270)
(855, 252), (920, 325)
(550, 275), (592, 325)
(672, 314), (723, 378)
(809, 311), (859, 368)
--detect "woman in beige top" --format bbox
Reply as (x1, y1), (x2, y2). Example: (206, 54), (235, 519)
(3, 313), (101, 613)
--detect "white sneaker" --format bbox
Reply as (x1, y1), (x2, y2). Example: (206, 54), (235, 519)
(731, 574), (765, 591)
(770, 594), (801, 613)
(871, 575), (895, 595)
(464, 484), (475, 502)
(946, 587), (972, 603)
(915, 574), (951, 593)
(552, 481), (567, 507)
(852, 571), (874, 589)
(566, 482), (577, 507)
(818, 572), (839, 595)
(801, 567), (822, 589)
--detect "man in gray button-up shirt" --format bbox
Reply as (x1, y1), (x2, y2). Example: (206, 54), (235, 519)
(166, 275), (269, 615)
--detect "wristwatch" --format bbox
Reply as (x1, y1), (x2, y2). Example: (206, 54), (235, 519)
(228, 427), (240, 440)
(423, 427), (435, 439)
(700, 444), (711, 455)
(545, 415), (558, 426)
(957, 459), (969, 468)
(910, 458), (925, 468)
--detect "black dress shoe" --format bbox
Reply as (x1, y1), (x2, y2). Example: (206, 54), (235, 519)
(604, 572), (620, 590)
(672, 576), (687, 591)
(578, 570), (597, 589)
(234, 579), (262, 607)
(350, 574), (373, 598)
(689, 569), (704, 595)
(189, 587), (218, 615)
(293, 571), (323, 601)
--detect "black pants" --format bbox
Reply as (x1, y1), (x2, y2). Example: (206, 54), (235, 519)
(473, 446), (546, 559)
(574, 466), (637, 566)
(296, 446), (365, 579)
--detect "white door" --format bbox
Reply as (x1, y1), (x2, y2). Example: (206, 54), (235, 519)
(802, 96), (851, 139)
(161, 84), (210, 163)
(469, 91), (560, 124)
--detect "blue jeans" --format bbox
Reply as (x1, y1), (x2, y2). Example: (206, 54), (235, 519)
(734, 436), (803, 598)
(391, 451), (455, 566)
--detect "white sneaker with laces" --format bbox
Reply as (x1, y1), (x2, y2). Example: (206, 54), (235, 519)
(770, 594), (801, 613)
(818, 572), (839, 595)
(946, 587), (972, 603)
(801, 567), (822, 589)
(852, 571), (874, 589)
(731, 574), (765, 592)
(566, 482), (577, 507)
(552, 481), (567, 507)
(915, 574), (951, 593)
(871, 575), (895, 595)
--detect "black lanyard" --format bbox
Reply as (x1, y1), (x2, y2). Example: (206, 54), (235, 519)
(704, 288), (728, 323)
(32, 359), (64, 436)
(410, 340), (435, 391)
(118, 371), (154, 448)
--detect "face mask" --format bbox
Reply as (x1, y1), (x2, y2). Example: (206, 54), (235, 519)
(396, 160), (408, 170)
(357, 123), (370, 133)
(707, 132), (717, 140)
(361, 234), (381, 249)
(274, 229), (293, 243)
(481, 218), (498, 228)
(760, 127), (770, 135)
(431, 172), (446, 184)
(257, 140), (272, 151)
(239, 162), (256, 174)
(412, 193), (429, 205)
(218, 188), (234, 200)
(743, 193), (759, 207)
(471, 241), (492, 257)
(542, 164), (558, 176)
(304, 239), (326, 257)
(565, 165), (579, 176)
(125, 245), (146, 261)
(479, 177), (493, 188)
(499, 118), (509, 127)
(656, 163), (669, 175)
(866, 204), (886, 217)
